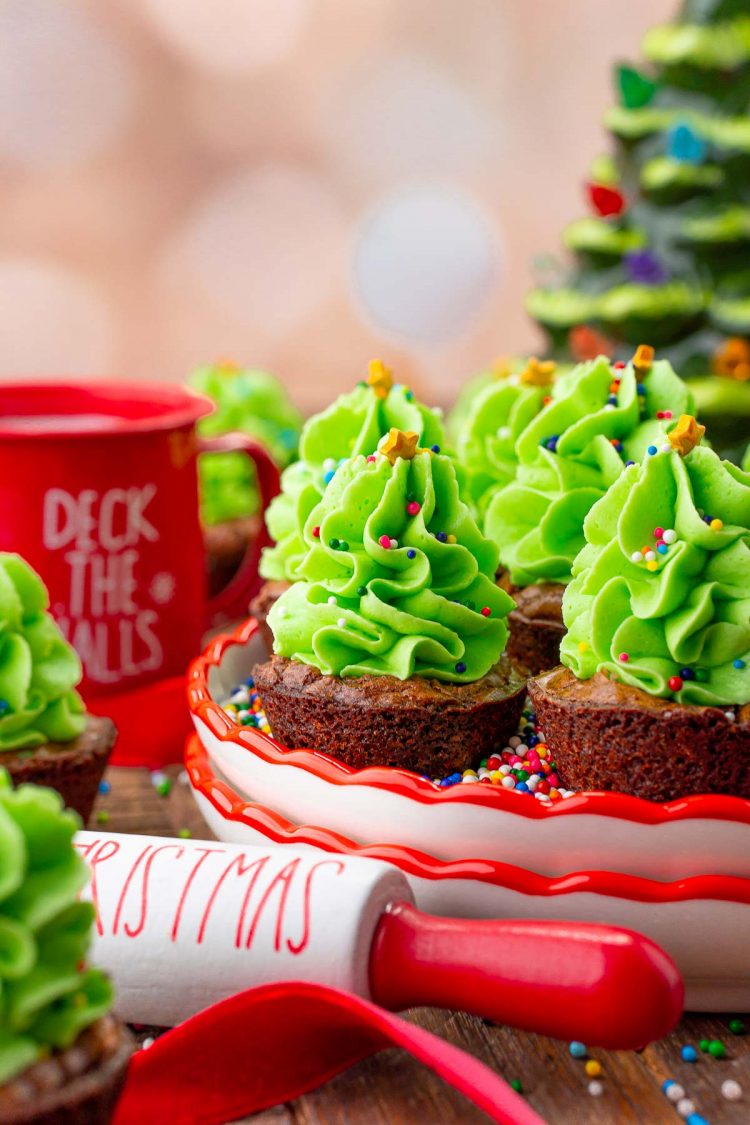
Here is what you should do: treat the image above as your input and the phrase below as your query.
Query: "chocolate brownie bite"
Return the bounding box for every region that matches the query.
[0,774,133,1124]
[497,571,565,675]
[0,553,117,822]
[255,653,526,776]
[203,514,261,598]
[535,418,750,801]
[254,429,526,776]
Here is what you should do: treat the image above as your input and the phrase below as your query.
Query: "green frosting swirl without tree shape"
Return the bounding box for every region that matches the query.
[189,363,303,526]
[561,444,750,707]
[0,555,86,751]
[484,356,695,587]
[446,357,527,442]
[260,380,444,582]
[0,772,113,1084]
[268,447,514,682]
[456,375,548,517]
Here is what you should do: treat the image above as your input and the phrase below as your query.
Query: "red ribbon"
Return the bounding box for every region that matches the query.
[114,981,546,1125]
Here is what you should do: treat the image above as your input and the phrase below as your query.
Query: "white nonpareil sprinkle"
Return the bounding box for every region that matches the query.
[676,1098,695,1117]
[588,1081,604,1097]
[337,617,346,628]
[327,596,337,605]
[665,1084,685,1103]
[722,1079,742,1101]
[663,529,677,543]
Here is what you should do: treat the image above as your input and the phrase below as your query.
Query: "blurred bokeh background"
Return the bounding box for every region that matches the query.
[0,0,675,411]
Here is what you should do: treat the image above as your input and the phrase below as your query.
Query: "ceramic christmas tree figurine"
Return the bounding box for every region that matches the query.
[526,0,750,458]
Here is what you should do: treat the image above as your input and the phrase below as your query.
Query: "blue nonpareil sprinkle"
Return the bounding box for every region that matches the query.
[406,549,416,559]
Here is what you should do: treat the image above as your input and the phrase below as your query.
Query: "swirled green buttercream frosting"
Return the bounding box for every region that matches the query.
[456,364,551,517]
[268,439,514,682]
[260,364,445,582]
[190,362,302,526]
[0,772,113,1083]
[0,555,85,751]
[484,355,695,587]
[561,443,750,706]
[446,357,526,441]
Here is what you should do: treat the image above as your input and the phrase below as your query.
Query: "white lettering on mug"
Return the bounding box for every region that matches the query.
[43,485,166,685]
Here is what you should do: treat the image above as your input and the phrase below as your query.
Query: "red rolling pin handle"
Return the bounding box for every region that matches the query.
[369,903,683,1050]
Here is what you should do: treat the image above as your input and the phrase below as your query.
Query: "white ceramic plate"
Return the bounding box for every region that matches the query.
[188,620,750,881]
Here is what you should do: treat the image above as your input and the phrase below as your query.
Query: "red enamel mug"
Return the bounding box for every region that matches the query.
[0,382,280,766]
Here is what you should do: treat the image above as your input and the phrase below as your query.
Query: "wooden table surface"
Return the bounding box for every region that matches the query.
[98,766,750,1125]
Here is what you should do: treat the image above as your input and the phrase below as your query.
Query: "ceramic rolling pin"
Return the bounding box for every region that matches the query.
[75,832,683,1047]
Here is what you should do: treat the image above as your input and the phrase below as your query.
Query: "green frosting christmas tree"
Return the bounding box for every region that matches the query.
[526,0,750,458]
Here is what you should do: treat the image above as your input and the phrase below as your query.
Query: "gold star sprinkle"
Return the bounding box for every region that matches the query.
[519,357,556,387]
[367,358,393,398]
[380,429,419,464]
[668,414,705,457]
[491,356,511,380]
[215,357,240,374]
[631,344,654,379]
[712,337,750,382]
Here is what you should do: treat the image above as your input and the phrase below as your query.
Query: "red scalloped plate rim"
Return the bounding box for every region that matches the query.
[186,733,750,905]
[187,618,750,826]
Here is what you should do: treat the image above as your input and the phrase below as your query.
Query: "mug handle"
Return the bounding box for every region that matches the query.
[199,432,281,628]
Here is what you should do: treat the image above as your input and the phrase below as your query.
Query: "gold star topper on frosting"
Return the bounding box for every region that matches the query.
[668,414,705,457]
[519,357,556,387]
[713,337,750,382]
[367,358,393,399]
[215,357,240,374]
[491,356,511,380]
[380,428,419,464]
[631,344,654,379]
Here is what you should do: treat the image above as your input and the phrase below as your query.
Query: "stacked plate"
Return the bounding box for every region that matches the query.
[187,618,750,1010]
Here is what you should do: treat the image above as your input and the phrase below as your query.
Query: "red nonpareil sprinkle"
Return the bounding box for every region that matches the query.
[379,534,392,549]
[406,501,421,516]
[619,652,629,663]
[480,606,491,617]
[312,526,321,538]
[613,361,626,369]
[668,675,683,692]
[367,455,377,462]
